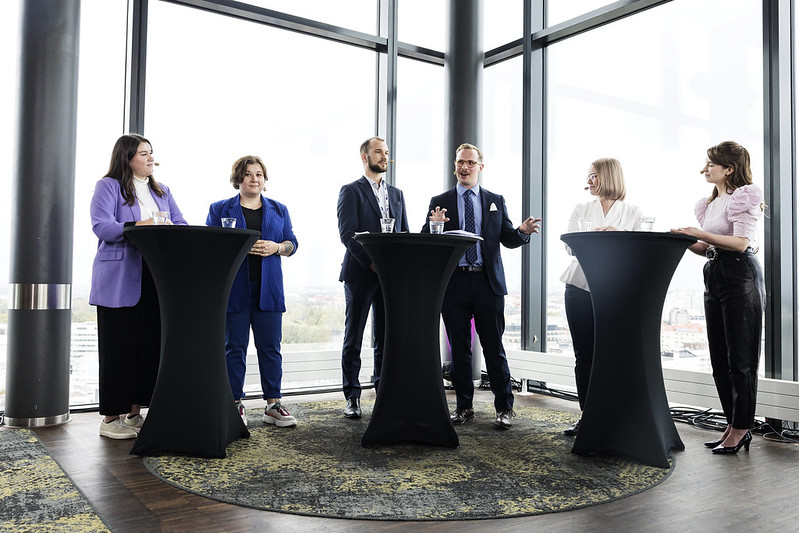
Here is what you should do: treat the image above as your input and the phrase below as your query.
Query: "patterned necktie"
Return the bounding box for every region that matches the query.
[464,189,478,264]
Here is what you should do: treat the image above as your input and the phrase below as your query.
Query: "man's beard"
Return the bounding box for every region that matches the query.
[368,161,387,173]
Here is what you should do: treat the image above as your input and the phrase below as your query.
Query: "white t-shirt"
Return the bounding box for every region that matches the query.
[560,199,643,291]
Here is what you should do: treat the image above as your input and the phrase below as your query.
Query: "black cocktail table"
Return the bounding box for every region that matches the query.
[561,231,696,468]
[124,225,259,458]
[354,232,479,448]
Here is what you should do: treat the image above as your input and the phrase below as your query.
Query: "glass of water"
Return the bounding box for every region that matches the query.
[639,216,655,231]
[380,218,395,233]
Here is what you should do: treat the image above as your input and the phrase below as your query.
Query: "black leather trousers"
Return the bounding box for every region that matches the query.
[703,249,765,429]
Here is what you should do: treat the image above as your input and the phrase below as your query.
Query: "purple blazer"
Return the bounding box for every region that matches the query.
[89,177,187,308]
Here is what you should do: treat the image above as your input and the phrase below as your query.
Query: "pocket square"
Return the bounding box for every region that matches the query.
[489,203,498,212]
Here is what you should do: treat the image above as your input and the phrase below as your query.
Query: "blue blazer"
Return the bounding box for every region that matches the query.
[206,194,298,313]
[337,176,409,283]
[422,187,529,296]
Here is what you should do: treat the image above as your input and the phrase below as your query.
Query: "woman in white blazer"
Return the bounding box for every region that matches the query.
[560,158,644,436]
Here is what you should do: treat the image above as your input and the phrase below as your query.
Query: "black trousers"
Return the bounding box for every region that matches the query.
[564,284,593,411]
[341,279,385,400]
[96,262,161,416]
[703,250,765,429]
[442,270,513,413]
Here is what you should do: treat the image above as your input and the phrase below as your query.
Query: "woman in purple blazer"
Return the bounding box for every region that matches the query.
[206,155,299,428]
[89,134,187,439]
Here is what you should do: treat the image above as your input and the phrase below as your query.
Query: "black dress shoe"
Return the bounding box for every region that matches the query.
[564,419,581,436]
[450,408,474,424]
[494,409,514,429]
[703,437,725,448]
[344,398,361,419]
[712,430,752,455]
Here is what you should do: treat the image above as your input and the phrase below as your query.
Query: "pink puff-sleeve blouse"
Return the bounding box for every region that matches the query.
[694,184,763,246]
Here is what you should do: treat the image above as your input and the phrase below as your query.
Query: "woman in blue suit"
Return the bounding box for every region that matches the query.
[207,155,298,428]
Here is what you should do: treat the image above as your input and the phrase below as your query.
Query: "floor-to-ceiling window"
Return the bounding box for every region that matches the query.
[544,0,764,377]
[1,0,384,408]
[395,57,446,230]
[144,1,377,395]
[0,0,130,409]
[484,56,524,349]
[3,0,796,413]
[70,0,130,405]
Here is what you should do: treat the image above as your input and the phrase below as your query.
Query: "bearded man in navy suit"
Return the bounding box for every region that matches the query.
[337,137,409,419]
[423,143,541,429]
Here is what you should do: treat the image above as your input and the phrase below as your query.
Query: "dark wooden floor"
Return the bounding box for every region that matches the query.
[20,390,799,533]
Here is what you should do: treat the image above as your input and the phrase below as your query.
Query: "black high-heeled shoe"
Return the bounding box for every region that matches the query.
[704,438,724,448]
[711,430,752,455]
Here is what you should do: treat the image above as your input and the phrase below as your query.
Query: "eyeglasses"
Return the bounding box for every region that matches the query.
[455,160,480,168]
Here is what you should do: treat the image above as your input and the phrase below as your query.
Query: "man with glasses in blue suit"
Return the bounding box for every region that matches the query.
[423,143,541,429]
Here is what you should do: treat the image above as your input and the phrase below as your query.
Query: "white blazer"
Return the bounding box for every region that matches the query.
[560,199,644,291]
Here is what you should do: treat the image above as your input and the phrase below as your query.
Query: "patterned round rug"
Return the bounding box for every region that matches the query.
[143,400,674,520]
[0,427,109,532]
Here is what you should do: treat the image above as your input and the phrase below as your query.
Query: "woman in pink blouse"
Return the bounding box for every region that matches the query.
[672,141,765,455]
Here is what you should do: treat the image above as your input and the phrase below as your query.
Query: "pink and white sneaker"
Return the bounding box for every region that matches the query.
[263,402,297,427]
[235,401,248,427]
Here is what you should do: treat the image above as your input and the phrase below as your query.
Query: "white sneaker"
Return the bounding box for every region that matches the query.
[236,402,248,426]
[263,402,297,427]
[124,414,145,433]
[99,418,138,439]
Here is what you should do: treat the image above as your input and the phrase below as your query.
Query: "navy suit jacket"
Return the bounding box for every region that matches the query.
[422,186,529,296]
[338,176,409,283]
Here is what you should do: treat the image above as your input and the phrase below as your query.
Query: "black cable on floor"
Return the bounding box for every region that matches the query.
[670,406,799,445]
[669,406,728,431]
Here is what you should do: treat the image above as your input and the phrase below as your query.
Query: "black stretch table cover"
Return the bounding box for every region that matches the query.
[355,232,479,448]
[561,231,696,468]
[124,225,260,458]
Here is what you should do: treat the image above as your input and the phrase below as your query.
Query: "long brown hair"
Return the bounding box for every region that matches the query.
[105,134,165,206]
[706,141,752,203]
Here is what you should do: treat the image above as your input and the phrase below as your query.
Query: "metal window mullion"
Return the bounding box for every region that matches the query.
[532,0,672,47]
[125,0,148,134]
[377,0,398,185]
[163,0,387,52]
[521,0,546,351]
[485,0,675,67]
[762,0,797,381]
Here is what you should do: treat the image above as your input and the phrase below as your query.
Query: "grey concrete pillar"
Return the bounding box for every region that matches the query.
[5,0,81,427]
[445,0,483,184]
[443,0,484,381]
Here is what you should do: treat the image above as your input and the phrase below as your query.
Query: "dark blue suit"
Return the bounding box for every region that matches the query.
[338,176,409,399]
[206,194,298,401]
[423,186,529,412]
